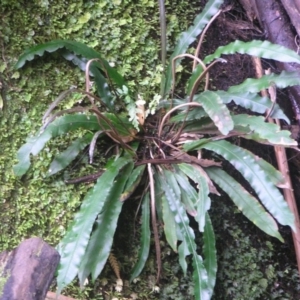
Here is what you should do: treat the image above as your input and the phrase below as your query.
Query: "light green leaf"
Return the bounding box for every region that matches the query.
[130,193,151,281]
[203,213,217,297]
[228,71,300,94]
[13,114,101,176]
[170,107,207,123]
[183,138,211,152]
[204,40,300,65]
[215,91,290,124]
[174,170,198,216]
[158,170,210,300]
[178,164,211,232]
[78,161,134,283]
[48,134,93,176]
[201,140,295,230]
[207,167,283,241]
[78,12,91,24]
[56,156,132,293]
[194,91,234,135]
[161,193,178,252]
[120,165,145,201]
[232,114,297,146]
[13,113,136,177]
[164,0,223,95]
[15,40,125,88]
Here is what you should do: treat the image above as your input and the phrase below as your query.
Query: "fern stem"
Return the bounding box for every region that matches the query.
[158,0,167,97]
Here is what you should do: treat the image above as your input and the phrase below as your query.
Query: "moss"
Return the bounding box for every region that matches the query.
[0,0,198,298]
[1,1,299,299]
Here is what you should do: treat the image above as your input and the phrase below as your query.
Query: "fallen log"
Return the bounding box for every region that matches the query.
[0,237,60,300]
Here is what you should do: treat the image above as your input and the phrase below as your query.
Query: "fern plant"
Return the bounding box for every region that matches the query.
[14,0,300,299]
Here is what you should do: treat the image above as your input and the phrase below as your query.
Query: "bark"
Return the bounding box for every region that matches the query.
[0,237,60,300]
[252,0,300,130]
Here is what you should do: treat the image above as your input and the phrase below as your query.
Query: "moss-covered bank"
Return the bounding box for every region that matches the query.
[0,0,299,299]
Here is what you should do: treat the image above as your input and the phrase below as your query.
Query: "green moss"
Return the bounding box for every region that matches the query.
[0,0,199,298]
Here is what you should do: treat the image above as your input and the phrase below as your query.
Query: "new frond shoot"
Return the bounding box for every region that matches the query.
[14,0,299,299]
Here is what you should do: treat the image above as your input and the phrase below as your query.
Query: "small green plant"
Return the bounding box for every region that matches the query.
[14,0,300,299]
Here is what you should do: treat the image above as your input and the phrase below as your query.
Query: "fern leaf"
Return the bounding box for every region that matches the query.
[215,91,290,124]
[232,114,297,146]
[164,0,223,95]
[204,40,300,65]
[194,91,234,135]
[48,134,93,176]
[56,156,133,293]
[201,140,295,230]
[78,161,134,284]
[207,167,283,241]
[178,164,211,232]
[130,193,151,281]
[228,71,300,94]
[158,170,210,300]
[15,40,125,88]
[203,213,217,297]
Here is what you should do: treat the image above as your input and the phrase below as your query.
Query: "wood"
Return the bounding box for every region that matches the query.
[0,237,60,300]
[281,0,300,37]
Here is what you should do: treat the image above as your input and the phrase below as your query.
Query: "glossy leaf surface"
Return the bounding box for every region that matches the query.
[48,134,93,176]
[56,156,132,293]
[163,0,223,95]
[14,114,101,176]
[159,170,210,300]
[232,114,297,146]
[228,71,300,94]
[15,40,125,87]
[201,140,295,230]
[194,91,234,135]
[216,91,290,124]
[204,40,300,64]
[207,167,283,241]
[130,193,151,281]
[203,213,217,297]
[78,161,134,283]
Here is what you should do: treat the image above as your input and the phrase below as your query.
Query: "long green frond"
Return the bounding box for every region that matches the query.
[13,114,101,176]
[56,156,132,293]
[48,134,93,176]
[204,40,300,65]
[130,193,151,281]
[228,71,300,94]
[78,161,134,284]
[215,91,290,124]
[201,140,295,230]
[203,213,217,297]
[206,167,283,241]
[178,164,211,232]
[194,91,234,135]
[232,114,297,146]
[164,0,223,95]
[15,40,125,87]
[158,170,210,300]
